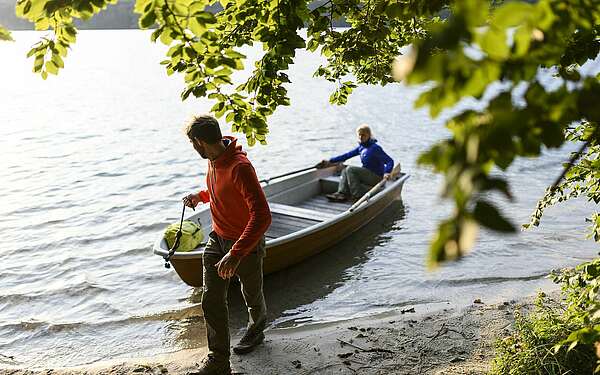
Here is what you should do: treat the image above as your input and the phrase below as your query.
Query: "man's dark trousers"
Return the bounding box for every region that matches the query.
[201,231,267,363]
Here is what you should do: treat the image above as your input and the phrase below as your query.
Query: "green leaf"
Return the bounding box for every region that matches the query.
[195,11,216,24]
[210,101,224,113]
[189,18,204,37]
[52,54,64,68]
[77,1,94,17]
[34,18,50,31]
[90,0,104,9]
[513,26,532,57]
[134,0,152,13]
[225,49,245,59]
[492,3,533,28]
[481,177,513,200]
[473,200,516,233]
[479,28,509,60]
[33,54,44,72]
[139,10,156,29]
[159,30,174,45]
[46,60,59,75]
[0,25,12,41]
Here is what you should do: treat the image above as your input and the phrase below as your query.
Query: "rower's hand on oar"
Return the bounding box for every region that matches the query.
[315,160,331,169]
[215,252,241,279]
[383,173,391,181]
[182,193,200,209]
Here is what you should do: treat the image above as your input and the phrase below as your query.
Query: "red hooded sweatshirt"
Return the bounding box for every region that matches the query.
[197,136,271,257]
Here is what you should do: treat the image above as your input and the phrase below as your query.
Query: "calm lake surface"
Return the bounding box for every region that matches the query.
[1,30,598,368]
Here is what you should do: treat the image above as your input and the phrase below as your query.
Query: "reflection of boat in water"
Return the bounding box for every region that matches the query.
[153,164,409,287]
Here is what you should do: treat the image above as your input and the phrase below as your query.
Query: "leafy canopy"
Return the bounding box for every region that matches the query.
[12,0,444,144]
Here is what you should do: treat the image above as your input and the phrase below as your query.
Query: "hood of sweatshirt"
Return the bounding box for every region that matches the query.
[212,136,247,168]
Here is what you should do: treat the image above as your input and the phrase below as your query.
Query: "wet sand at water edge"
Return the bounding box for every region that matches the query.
[1,290,555,375]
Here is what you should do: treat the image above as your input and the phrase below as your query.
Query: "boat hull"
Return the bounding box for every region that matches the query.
[263,180,404,275]
[171,257,203,287]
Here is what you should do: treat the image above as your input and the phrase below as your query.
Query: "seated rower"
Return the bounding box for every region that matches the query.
[316,124,394,202]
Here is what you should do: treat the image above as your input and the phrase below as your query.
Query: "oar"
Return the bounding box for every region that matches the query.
[259,165,317,184]
[348,163,402,212]
[163,203,187,269]
[347,179,388,212]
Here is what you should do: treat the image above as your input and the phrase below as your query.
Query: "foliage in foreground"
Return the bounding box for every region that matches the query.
[405,0,600,266]
[492,258,600,374]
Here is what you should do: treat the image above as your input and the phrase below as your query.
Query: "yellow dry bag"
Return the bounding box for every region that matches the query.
[164,221,204,252]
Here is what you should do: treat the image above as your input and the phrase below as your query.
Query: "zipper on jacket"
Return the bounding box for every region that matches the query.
[209,160,218,205]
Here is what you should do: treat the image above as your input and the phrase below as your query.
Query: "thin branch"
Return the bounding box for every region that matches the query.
[310,0,333,15]
[163,0,192,43]
[549,139,591,192]
[330,1,334,31]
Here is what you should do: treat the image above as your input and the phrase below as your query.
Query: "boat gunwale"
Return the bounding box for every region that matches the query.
[153,170,409,259]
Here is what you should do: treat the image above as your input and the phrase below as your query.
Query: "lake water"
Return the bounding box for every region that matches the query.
[0,30,598,368]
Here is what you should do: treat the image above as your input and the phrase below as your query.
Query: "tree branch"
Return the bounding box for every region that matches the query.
[549,139,591,192]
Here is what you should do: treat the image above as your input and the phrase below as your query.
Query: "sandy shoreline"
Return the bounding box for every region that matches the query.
[1,289,553,375]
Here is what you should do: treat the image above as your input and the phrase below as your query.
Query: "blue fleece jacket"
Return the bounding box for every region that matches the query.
[329,139,394,176]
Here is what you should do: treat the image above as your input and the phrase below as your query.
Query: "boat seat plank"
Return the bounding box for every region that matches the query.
[320,175,340,183]
[311,195,352,207]
[269,202,337,222]
[271,213,319,228]
[298,199,351,213]
[266,212,321,239]
[270,218,310,231]
[297,203,344,215]
[302,199,348,209]
[312,194,352,205]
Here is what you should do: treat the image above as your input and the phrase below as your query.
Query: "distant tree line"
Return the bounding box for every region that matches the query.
[1,0,137,29]
[0,0,348,30]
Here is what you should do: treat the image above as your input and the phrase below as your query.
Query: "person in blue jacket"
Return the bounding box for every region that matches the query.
[317,124,394,202]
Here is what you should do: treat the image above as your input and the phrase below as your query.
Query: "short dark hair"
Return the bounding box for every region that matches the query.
[185,115,222,144]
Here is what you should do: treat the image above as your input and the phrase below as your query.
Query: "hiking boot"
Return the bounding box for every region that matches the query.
[326,192,348,202]
[188,355,231,375]
[233,330,265,355]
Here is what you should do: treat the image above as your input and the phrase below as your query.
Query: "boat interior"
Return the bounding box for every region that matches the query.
[264,173,352,240]
[161,167,404,250]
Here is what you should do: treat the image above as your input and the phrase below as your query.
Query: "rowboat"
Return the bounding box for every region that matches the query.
[153,164,409,287]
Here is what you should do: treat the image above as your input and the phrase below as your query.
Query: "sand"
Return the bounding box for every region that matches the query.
[0,291,550,375]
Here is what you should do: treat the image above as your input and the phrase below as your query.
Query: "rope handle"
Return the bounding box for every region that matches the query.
[163,203,187,269]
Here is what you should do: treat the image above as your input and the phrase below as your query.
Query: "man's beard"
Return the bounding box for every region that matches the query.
[198,150,208,159]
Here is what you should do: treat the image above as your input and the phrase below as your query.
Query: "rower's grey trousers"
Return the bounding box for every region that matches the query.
[202,231,267,363]
[338,166,382,198]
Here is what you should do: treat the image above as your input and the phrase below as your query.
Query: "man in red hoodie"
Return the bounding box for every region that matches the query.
[182,115,272,375]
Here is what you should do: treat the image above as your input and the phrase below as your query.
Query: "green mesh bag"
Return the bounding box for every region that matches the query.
[164,220,204,252]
